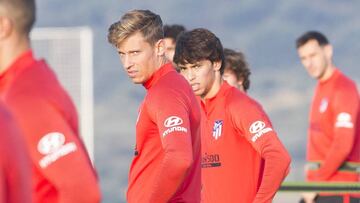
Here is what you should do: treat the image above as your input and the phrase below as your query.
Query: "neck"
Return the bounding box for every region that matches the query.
[154,56,168,71]
[0,35,31,74]
[319,64,335,82]
[201,72,222,101]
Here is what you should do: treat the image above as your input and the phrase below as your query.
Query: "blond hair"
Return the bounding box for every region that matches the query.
[108,9,164,48]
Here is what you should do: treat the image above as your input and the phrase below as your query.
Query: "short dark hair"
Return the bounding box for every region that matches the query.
[163,24,186,41]
[0,0,36,35]
[173,28,225,74]
[108,9,163,48]
[296,31,329,48]
[224,48,251,91]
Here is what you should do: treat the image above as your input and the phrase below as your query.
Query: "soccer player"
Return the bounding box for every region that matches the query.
[174,28,291,203]
[223,48,251,92]
[0,0,101,202]
[107,10,201,203]
[0,101,31,203]
[296,31,359,203]
[163,24,186,62]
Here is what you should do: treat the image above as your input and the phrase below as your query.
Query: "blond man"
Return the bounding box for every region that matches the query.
[108,10,201,203]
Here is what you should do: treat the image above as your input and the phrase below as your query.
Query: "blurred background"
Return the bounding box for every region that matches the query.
[34,0,360,202]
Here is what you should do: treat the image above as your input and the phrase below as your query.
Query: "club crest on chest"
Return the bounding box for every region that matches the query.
[212,120,223,140]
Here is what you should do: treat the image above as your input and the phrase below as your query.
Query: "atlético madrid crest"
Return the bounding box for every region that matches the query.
[212,120,223,140]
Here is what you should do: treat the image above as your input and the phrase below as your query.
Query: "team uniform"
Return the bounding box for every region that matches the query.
[306,69,359,200]
[0,51,101,203]
[200,81,291,203]
[127,63,201,203]
[0,102,31,203]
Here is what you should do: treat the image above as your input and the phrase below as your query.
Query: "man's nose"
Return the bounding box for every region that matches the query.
[122,55,133,69]
[186,69,195,81]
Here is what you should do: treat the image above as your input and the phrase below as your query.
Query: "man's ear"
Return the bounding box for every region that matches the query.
[0,16,13,40]
[213,61,222,71]
[155,39,165,56]
[237,78,244,86]
[324,44,333,61]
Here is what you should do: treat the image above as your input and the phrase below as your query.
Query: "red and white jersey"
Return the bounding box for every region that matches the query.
[0,102,31,203]
[200,82,291,203]
[0,50,101,203]
[127,63,201,203]
[307,68,359,182]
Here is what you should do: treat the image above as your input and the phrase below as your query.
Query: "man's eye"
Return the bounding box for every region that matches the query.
[177,67,186,72]
[193,65,201,70]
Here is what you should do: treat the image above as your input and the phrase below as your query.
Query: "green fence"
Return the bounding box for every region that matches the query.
[280,182,360,193]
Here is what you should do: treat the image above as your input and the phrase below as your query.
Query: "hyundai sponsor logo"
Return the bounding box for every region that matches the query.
[162,116,188,137]
[249,121,273,142]
[162,126,188,137]
[37,132,77,168]
[164,116,183,127]
[335,112,353,128]
[38,132,66,155]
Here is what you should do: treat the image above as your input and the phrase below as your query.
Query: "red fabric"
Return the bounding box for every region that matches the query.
[307,69,359,182]
[127,63,201,203]
[0,51,101,203]
[0,102,32,203]
[200,82,291,203]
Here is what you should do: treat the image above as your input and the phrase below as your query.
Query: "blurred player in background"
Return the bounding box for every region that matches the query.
[163,24,186,62]
[108,9,201,203]
[174,28,291,203]
[296,31,359,203]
[0,101,31,203]
[223,48,251,92]
[0,0,101,202]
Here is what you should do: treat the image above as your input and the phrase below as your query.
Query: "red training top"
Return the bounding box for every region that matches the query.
[127,63,201,203]
[200,81,291,203]
[0,51,101,203]
[307,69,359,182]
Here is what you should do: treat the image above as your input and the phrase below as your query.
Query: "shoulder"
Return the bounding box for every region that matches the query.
[332,71,358,94]
[5,94,51,118]
[148,71,193,104]
[226,88,263,114]
[8,61,61,97]
[7,60,71,106]
[158,70,191,91]
[335,70,356,87]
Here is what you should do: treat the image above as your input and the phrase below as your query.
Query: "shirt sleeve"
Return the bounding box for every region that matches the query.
[147,88,194,203]
[311,83,359,180]
[231,98,291,203]
[9,97,101,203]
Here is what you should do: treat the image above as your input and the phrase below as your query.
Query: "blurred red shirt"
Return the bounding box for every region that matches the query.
[307,69,359,182]
[0,51,101,203]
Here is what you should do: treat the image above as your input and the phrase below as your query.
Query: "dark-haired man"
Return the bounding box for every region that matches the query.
[223,48,251,92]
[296,31,359,203]
[174,28,291,203]
[163,24,186,62]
